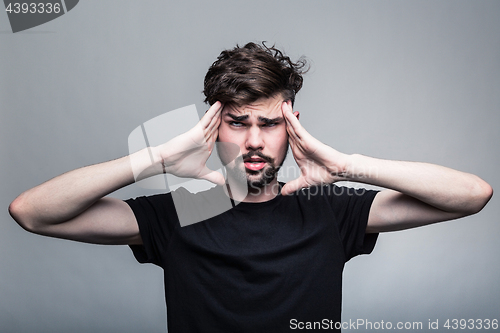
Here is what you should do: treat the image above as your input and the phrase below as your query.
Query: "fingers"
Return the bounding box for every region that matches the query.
[202,102,222,142]
[282,101,304,141]
[205,115,221,143]
[282,102,303,156]
[207,103,222,129]
[200,101,223,129]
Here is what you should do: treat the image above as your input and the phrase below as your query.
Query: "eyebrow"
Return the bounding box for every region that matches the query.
[225,112,283,124]
[225,113,249,122]
[258,116,283,124]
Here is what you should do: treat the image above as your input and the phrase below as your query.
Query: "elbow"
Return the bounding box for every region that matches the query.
[8,194,37,233]
[464,177,493,216]
[478,181,493,211]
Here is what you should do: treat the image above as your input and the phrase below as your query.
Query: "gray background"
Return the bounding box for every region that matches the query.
[1,1,499,332]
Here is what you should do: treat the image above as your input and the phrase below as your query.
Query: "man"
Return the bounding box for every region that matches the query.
[9,42,492,332]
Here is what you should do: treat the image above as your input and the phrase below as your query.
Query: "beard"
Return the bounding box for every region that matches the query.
[224,149,288,190]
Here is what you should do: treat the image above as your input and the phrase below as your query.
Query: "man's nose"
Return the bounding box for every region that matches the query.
[245,126,264,151]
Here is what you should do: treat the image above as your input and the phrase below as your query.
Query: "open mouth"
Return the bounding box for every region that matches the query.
[244,157,267,171]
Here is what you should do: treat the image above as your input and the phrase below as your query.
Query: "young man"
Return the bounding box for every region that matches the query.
[9,42,492,332]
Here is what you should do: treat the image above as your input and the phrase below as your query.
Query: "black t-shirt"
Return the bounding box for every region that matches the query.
[126,184,378,332]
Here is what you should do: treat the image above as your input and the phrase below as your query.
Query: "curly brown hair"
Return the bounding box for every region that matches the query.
[203,42,308,107]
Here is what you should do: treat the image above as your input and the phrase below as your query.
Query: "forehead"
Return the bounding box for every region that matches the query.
[223,95,284,118]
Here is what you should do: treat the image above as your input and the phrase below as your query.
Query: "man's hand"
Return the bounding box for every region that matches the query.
[156,101,225,186]
[281,101,348,195]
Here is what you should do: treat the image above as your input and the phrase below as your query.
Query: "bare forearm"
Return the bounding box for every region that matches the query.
[9,147,161,229]
[344,154,493,214]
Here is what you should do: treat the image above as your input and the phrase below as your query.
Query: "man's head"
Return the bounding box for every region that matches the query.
[205,43,307,191]
[203,42,307,108]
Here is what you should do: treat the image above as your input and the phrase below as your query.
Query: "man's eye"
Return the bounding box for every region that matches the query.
[230,121,244,127]
[262,123,278,128]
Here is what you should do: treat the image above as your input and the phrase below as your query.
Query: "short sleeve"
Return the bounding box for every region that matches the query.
[125,193,177,267]
[328,186,379,262]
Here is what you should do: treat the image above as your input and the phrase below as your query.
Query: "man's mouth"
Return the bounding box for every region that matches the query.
[244,157,267,171]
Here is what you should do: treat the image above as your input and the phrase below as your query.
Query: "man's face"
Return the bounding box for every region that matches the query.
[217,95,292,189]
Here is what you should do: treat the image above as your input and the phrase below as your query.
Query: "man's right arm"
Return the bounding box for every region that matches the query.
[9,102,224,245]
[9,152,156,245]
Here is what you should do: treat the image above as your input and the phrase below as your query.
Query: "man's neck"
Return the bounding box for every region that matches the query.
[224,178,281,203]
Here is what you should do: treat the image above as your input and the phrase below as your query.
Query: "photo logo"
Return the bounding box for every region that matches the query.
[4,0,79,33]
[128,105,247,227]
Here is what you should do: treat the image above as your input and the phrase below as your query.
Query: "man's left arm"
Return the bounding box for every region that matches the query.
[345,155,492,232]
[281,101,493,233]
